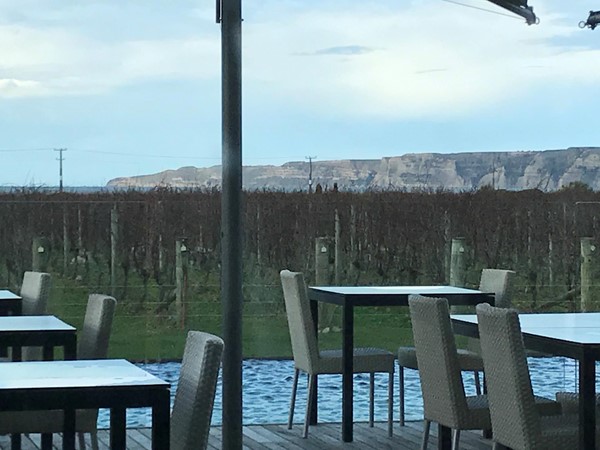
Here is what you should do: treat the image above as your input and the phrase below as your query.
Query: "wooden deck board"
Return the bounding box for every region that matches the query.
[0,422,493,449]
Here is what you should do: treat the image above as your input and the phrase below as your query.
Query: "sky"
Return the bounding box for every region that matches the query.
[1,0,599,187]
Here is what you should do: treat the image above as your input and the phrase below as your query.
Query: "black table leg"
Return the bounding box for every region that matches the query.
[110,407,127,450]
[309,299,319,425]
[579,350,595,450]
[41,433,53,450]
[10,433,21,450]
[342,303,354,442]
[438,424,452,450]
[42,345,53,361]
[152,388,171,450]
[64,335,77,361]
[63,408,76,450]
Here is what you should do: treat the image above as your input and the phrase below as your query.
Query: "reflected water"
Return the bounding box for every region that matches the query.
[97,357,582,428]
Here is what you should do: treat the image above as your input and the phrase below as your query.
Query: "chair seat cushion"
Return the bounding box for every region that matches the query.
[397,346,484,372]
[318,347,395,374]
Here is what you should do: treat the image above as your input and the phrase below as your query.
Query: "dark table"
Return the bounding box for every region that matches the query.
[0,290,22,316]
[452,312,600,450]
[0,315,77,361]
[308,285,493,443]
[0,359,170,450]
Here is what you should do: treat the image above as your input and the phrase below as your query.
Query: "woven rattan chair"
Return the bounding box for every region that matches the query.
[170,331,224,450]
[20,271,52,361]
[397,269,515,426]
[409,294,491,450]
[0,294,117,450]
[476,303,583,450]
[280,270,396,438]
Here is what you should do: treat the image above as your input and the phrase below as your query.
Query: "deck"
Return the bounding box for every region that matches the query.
[0,422,492,449]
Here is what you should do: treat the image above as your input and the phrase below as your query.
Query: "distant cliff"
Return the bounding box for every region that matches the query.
[106,147,600,191]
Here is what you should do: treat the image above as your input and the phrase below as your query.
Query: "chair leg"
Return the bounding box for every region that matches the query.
[452,429,461,450]
[387,370,394,437]
[78,432,86,450]
[399,366,405,426]
[41,434,52,450]
[369,372,375,427]
[421,420,431,450]
[288,368,300,429]
[303,374,316,438]
[90,431,99,450]
[474,371,482,395]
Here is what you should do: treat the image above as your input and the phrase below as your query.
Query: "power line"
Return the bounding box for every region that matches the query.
[440,0,522,20]
[0,148,53,153]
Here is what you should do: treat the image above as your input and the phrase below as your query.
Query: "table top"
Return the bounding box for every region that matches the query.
[0,290,21,301]
[0,315,75,332]
[452,312,600,345]
[309,285,492,307]
[0,359,168,390]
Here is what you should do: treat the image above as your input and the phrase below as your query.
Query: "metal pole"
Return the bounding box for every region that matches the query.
[221,0,243,448]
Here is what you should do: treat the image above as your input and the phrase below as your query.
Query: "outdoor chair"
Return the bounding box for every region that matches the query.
[280,269,396,438]
[20,271,53,360]
[476,303,585,450]
[0,293,117,450]
[170,331,224,450]
[397,268,515,426]
[408,294,492,450]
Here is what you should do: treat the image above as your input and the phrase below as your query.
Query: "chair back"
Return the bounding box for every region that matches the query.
[280,270,319,374]
[408,294,470,429]
[479,269,516,308]
[20,271,52,315]
[77,294,117,359]
[170,331,224,450]
[476,303,541,449]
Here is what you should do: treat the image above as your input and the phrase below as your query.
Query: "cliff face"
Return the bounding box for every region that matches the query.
[106,147,600,191]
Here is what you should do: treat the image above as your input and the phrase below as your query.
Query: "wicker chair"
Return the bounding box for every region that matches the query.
[20,271,53,361]
[0,294,117,450]
[397,268,515,426]
[170,331,224,450]
[476,303,583,450]
[280,270,396,438]
[408,294,491,450]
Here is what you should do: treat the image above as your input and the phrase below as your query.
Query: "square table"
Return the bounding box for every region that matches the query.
[0,315,77,361]
[0,359,170,450]
[0,290,22,316]
[308,285,493,443]
[451,312,600,450]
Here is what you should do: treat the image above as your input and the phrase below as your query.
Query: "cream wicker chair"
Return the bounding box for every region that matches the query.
[20,271,52,361]
[0,294,117,450]
[476,303,582,450]
[170,331,224,450]
[280,270,396,438]
[397,268,515,426]
[408,294,491,450]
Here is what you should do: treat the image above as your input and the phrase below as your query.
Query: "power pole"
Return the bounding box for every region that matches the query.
[306,156,317,193]
[54,148,67,192]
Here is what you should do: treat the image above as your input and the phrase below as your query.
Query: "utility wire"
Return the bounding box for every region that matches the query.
[440,0,522,20]
[0,148,53,152]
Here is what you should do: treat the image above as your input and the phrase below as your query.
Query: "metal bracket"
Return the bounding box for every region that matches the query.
[579,10,600,30]
[486,0,539,25]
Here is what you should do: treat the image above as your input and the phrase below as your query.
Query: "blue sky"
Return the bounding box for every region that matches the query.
[1,0,599,186]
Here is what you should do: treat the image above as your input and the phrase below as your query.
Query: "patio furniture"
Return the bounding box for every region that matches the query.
[408,294,491,450]
[0,294,116,450]
[280,270,396,439]
[171,331,224,450]
[0,290,22,315]
[452,310,600,449]
[476,303,583,450]
[17,271,52,360]
[397,268,515,426]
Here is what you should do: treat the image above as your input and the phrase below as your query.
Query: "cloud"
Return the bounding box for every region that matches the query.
[313,45,374,56]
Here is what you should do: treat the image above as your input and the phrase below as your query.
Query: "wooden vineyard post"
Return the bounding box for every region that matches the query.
[110,205,119,297]
[450,237,468,314]
[315,236,337,331]
[581,237,600,311]
[32,236,50,272]
[175,239,189,328]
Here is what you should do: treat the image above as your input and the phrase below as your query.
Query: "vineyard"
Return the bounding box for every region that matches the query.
[0,184,598,360]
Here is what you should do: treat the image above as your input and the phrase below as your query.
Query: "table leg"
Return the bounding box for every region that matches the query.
[438,424,452,450]
[579,350,596,450]
[42,345,54,361]
[342,304,354,442]
[309,299,319,425]
[10,433,21,450]
[110,407,127,450]
[62,408,76,450]
[64,335,77,360]
[152,389,171,450]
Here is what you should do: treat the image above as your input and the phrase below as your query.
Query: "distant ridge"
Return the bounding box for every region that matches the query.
[106,147,600,192]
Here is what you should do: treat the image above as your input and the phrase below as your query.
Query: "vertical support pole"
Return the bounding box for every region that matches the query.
[110,204,119,297]
[316,237,336,331]
[221,0,243,447]
[175,239,188,329]
[581,237,599,311]
[62,205,69,276]
[32,237,50,272]
[449,237,467,287]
